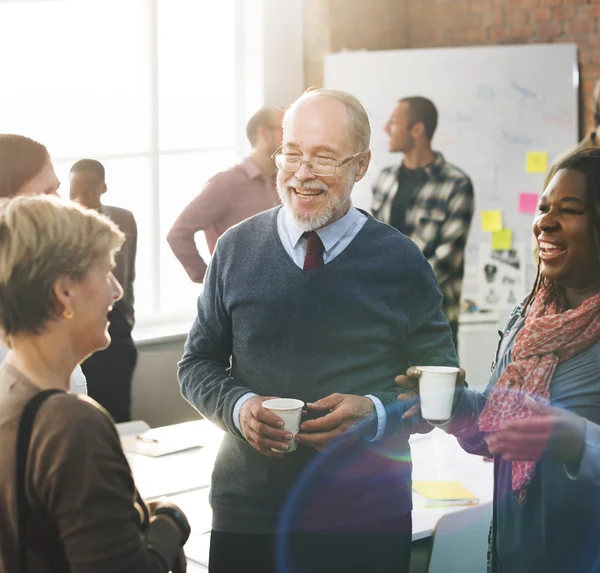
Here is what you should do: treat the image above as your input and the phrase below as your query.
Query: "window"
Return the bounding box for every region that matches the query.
[0,0,238,323]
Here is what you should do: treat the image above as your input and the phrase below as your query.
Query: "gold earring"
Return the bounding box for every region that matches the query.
[63,309,74,319]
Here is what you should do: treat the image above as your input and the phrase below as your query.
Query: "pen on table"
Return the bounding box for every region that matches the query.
[136,434,159,444]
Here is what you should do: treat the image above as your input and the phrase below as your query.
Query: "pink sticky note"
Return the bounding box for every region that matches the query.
[519,193,539,214]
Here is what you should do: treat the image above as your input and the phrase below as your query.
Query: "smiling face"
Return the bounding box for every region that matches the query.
[277,97,369,231]
[63,252,123,359]
[534,168,600,294]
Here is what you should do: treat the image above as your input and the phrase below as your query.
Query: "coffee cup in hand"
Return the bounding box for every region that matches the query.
[416,366,460,423]
[262,398,304,452]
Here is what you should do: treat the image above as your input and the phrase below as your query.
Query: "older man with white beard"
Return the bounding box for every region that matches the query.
[178,89,457,573]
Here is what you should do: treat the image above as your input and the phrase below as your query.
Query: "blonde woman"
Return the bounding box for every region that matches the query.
[0,133,86,394]
[0,196,189,573]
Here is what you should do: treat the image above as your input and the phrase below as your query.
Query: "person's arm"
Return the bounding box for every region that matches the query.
[166,176,229,283]
[445,387,492,456]
[426,178,474,288]
[373,256,459,437]
[32,398,186,573]
[177,246,255,437]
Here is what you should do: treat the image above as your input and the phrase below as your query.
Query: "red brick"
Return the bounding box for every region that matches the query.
[488,25,512,43]
[486,10,505,26]
[582,67,600,84]
[454,1,473,14]
[505,0,539,6]
[410,25,434,40]
[578,5,600,19]
[552,6,576,21]
[540,0,562,6]
[432,10,461,31]
[512,24,537,40]
[506,10,529,27]
[564,18,594,36]
[585,34,600,46]
[470,0,493,13]
[466,27,488,43]
[530,7,552,23]
[537,20,564,41]
[586,50,600,65]
[464,13,483,27]
[439,28,456,44]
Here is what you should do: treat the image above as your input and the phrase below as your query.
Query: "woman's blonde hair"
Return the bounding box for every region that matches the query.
[0,195,124,342]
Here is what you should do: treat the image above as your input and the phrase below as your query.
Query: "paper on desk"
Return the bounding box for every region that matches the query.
[121,430,203,457]
[413,480,479,508]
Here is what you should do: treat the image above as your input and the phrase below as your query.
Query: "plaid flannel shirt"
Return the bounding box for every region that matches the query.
[372,152,474,324]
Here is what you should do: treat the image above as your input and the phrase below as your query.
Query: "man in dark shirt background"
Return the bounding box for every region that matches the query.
[70,159,137,422]
[372,96,474,349]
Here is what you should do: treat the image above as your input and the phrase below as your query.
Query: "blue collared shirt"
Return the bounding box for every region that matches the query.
[233,205,387,442]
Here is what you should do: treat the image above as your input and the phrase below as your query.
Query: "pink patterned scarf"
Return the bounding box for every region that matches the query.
[478,284,600,501]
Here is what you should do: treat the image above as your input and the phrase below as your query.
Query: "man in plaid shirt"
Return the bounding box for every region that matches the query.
[372,97,474,348]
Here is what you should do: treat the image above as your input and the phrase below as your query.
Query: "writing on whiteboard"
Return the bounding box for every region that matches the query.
[542,111,571,127]
[501,131,535,147]
[476,84,499,103]
[510,80,538,100]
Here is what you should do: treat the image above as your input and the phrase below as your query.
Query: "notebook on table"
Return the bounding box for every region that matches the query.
[412,481,479,508]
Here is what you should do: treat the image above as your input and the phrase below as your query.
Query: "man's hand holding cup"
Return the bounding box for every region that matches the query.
[395,366,466,423]
[240,396,304,459]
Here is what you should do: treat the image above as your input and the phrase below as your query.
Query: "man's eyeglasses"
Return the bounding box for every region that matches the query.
[271,146,365,177]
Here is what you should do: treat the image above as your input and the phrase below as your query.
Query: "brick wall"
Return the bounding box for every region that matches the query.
[304,0,600,133]
[303,0,408,88]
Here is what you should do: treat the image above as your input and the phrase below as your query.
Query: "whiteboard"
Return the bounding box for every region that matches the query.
[325,44,578,313]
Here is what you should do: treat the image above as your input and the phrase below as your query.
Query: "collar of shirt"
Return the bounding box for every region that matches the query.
[240,156,264,180]
[399,151,446,182]
[283,204,363,255]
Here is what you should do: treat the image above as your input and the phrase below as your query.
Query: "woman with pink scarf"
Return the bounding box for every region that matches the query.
[398,147,600,573]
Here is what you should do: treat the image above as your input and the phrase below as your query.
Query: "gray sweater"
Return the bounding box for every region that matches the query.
[179,207,457,533]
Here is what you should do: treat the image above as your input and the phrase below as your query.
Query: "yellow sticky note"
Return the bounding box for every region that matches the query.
[492,229,512,251]
[481,210,503,232]
[526,151,548,174]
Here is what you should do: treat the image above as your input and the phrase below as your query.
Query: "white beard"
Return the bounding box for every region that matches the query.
[277,172,355,232]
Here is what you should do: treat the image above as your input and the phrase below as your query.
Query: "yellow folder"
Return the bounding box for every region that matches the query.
[412,481,479,507]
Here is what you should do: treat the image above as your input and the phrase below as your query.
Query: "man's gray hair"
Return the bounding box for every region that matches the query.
[284,89,371,152]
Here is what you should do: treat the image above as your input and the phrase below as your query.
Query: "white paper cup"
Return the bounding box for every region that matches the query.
[417,366,460,423]
[262,398,304,453]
